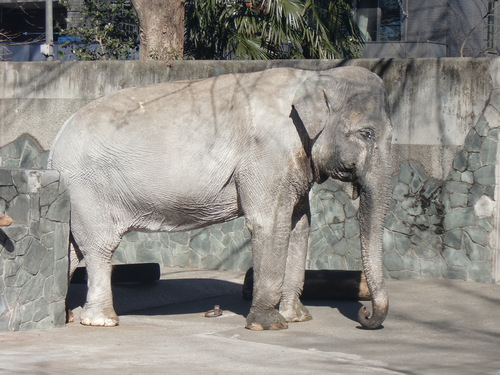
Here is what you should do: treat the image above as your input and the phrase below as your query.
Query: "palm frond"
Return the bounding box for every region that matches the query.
[184,0,362,60]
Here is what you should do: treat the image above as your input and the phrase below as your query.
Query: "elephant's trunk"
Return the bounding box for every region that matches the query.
[356,164,390,329]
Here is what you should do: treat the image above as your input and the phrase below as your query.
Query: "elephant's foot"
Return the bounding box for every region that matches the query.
[246,309,288,331]
[279,300,313,323]
[80,305,119,327]
[66,309,74,323]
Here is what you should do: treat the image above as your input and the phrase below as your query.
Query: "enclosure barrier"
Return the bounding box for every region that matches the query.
[0,168,69,330]
[0,58,499,331]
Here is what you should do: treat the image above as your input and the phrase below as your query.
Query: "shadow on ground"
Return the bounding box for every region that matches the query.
[66,278,364,325]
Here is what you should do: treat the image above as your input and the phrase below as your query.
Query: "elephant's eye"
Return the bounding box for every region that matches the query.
[358,128,375,141]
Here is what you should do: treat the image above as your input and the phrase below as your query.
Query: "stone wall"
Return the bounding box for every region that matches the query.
[0,168,70,330]
[383,102,500,282]
[1,58,499,284]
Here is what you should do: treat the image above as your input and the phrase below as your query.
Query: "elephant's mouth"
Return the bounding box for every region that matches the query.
[329,169,362,200]
[332,169,356,183]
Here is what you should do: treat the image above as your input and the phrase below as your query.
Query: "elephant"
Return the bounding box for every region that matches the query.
[48,66,393,330]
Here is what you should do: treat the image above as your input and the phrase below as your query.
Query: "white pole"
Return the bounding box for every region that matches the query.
[45,0,54,61]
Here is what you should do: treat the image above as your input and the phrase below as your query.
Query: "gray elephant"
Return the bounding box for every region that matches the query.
[48,66,393,330]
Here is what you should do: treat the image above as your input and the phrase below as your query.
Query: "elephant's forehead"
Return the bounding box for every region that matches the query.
[347,100,375,120]
[347,111,364,123]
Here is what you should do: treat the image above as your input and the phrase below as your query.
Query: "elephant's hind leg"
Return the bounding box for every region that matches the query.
[70,200,123,327]
[79,252,119,327]
[66,240,84,323]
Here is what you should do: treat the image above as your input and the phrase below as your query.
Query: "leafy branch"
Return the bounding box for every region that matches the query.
[57,0,139,60]
[184,0,362,60]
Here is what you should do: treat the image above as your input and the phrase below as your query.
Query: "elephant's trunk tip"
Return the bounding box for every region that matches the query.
[357,302,388,330]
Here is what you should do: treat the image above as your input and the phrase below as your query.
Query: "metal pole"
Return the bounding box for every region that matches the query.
[487,0,496,51]
[45,0,54,61]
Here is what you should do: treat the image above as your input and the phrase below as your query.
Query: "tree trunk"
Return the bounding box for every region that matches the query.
[131,0,185,60]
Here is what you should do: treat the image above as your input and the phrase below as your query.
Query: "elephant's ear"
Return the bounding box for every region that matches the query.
[292,76,333,140]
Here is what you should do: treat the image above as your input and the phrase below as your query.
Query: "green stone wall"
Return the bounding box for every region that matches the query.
[383,110,499,282]
[0,168,70,330]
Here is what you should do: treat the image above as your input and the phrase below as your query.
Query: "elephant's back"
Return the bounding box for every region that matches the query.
[48,67,308,178]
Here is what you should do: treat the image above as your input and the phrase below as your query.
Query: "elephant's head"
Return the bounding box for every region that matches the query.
[292,66,393,329]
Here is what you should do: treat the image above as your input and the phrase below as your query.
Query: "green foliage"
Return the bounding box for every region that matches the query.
[303,0,363,58]
[59,0,361,61]
[58,0,139,60]
[184,0,362,60]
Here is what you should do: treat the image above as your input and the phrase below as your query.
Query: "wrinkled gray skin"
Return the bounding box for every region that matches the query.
[49,66,392,330]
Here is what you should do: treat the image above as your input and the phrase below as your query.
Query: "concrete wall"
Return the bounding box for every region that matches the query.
[1,58,499,283]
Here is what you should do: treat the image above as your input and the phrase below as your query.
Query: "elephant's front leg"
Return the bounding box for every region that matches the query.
[245,216,292,331]
[279,198,312,323]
